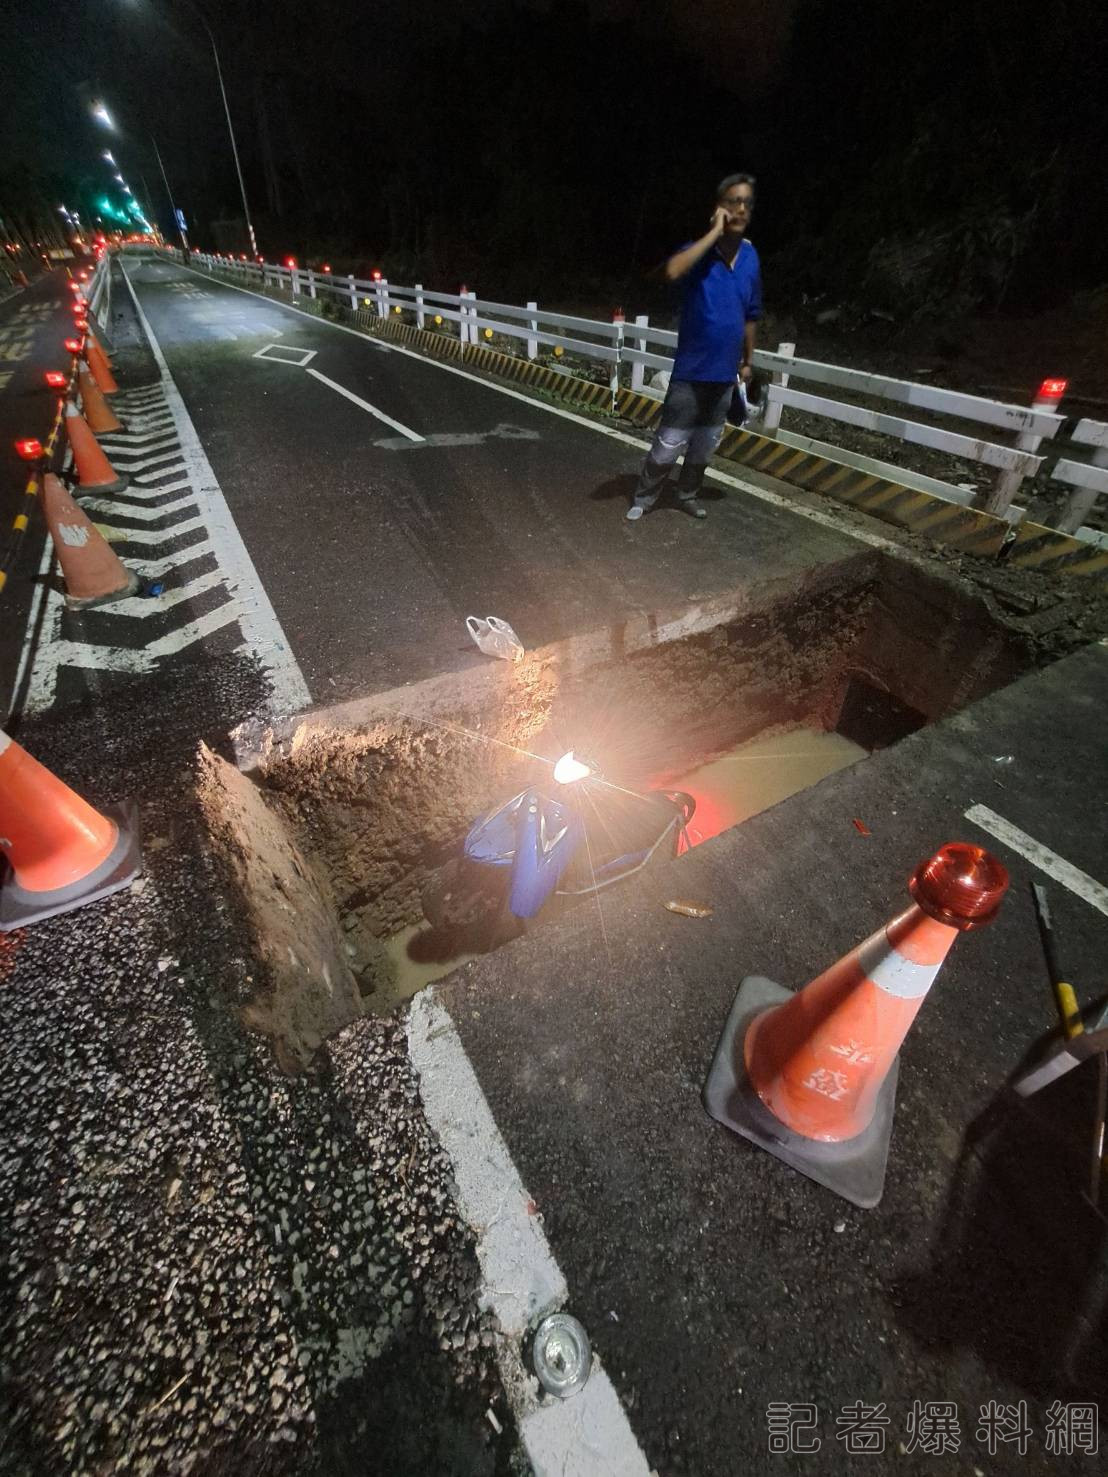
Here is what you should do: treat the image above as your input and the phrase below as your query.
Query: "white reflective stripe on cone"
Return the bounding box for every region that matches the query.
[855,929,942,999]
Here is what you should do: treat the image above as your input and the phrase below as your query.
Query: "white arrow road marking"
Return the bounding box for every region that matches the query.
[135,540,213,576]
[101,434,180,457]
[304,366,423,441]
[102,449,185,474]
[79,495,199,523]
[105,570,229,617]
[121,262,310,713]
[101,516,207,545]
[89,475,194,500]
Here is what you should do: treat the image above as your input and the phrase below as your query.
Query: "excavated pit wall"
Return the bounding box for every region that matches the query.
[195,551,1062,1072]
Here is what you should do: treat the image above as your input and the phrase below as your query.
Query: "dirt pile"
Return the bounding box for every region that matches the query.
[195,742,387,1071]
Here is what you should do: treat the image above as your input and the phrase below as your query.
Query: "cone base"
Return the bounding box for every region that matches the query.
[75,472,129,497]
[702,974,900,1210]
[64,568,141,611]
[0,799,141,932]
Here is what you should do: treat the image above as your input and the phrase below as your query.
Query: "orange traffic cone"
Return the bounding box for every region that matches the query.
[78,368,123,435]
[42,473,140,609]
[87,337,119,394]
[703,843,1009,1207]
[64,401,129,495]
[88,327,114,362]
[0,728,141,931]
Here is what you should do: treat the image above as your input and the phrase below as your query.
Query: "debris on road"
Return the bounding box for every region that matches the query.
[466,615,525,661]
[664,899,714,919]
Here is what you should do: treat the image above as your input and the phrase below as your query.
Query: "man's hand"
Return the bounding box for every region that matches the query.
[709,206,729,239]
[739,363,754,384]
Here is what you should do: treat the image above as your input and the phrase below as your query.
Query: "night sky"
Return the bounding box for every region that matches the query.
[2,0,1105,310]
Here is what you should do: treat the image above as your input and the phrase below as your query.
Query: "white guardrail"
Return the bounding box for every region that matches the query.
[177,248,1106,544]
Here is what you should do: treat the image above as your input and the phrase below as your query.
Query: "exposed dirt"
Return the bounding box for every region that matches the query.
[195,742,389,1071]
[211,551,1102,1062]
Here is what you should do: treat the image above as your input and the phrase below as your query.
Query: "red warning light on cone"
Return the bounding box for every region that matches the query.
[371,269,382,282]
[15,438,44,460]
[285,255,297,269]
[44,371,68,389]
[64,337,83,355]
[1038,378,1067,403]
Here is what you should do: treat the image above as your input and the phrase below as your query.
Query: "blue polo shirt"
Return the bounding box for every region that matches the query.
[672,238,762,383]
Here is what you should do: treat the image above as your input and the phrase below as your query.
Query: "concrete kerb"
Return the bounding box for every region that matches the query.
[190,262,1108,582]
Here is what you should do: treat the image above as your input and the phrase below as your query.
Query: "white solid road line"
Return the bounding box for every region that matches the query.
[180,260,903,557]
[121,261,311,715]
[964,804,1108,917]
[303,365,424,441]
[409,993,652,1477]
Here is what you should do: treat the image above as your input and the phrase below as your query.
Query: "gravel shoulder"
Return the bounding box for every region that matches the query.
[0,654,520,1476]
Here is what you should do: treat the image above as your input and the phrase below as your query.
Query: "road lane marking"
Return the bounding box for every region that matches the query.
[409,992,651,1477]
[121,261,311,715]
[373,423,541,452]
[253,343,316,366]
[180,261,902,556]
[304,366,424,441]
[964,804,1108,916]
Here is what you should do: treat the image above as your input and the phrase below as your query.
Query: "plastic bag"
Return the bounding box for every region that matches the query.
[466,615,525,661]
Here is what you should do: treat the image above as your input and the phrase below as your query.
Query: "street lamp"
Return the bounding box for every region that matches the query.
[122,0,257,256]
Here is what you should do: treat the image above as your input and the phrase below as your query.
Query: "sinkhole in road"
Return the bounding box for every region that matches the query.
[218,554,1068,1064]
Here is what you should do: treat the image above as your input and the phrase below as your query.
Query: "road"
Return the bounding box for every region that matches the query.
[8,251,877,720]
[2,251,1105,1475]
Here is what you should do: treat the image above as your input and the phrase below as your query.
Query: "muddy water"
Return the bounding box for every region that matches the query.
[673,726,867,845]
[384,725,866,999]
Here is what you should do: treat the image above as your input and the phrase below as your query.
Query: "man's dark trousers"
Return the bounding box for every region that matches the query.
[631,379,733,510]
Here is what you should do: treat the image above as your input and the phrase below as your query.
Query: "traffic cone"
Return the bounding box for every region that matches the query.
[42,473,140,609]
[0,729,141,931]
[703,843,1009,1208]
[64,401,129,495]
[78,368,123,435]
[87,336,119,394]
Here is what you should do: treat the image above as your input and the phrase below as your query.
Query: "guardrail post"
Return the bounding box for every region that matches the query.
[526,301,538,360]
[307,269,317,300]
[347,274,358,312]
[981,378,1065,519]
[415,283,425,329]
[1056,448,1107,534]
[291,267,301,297]
[375,278,386,318]
[610,309,625,412]
[630,314,649,392]
[762,341,795,435]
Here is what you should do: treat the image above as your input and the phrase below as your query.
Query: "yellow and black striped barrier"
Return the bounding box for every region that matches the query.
[0,382,73,597]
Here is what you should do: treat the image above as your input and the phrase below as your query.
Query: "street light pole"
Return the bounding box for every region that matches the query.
[151,136,188,250]
[184,2,258,257]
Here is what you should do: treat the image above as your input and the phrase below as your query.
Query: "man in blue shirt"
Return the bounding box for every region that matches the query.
[627,173,762,521]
